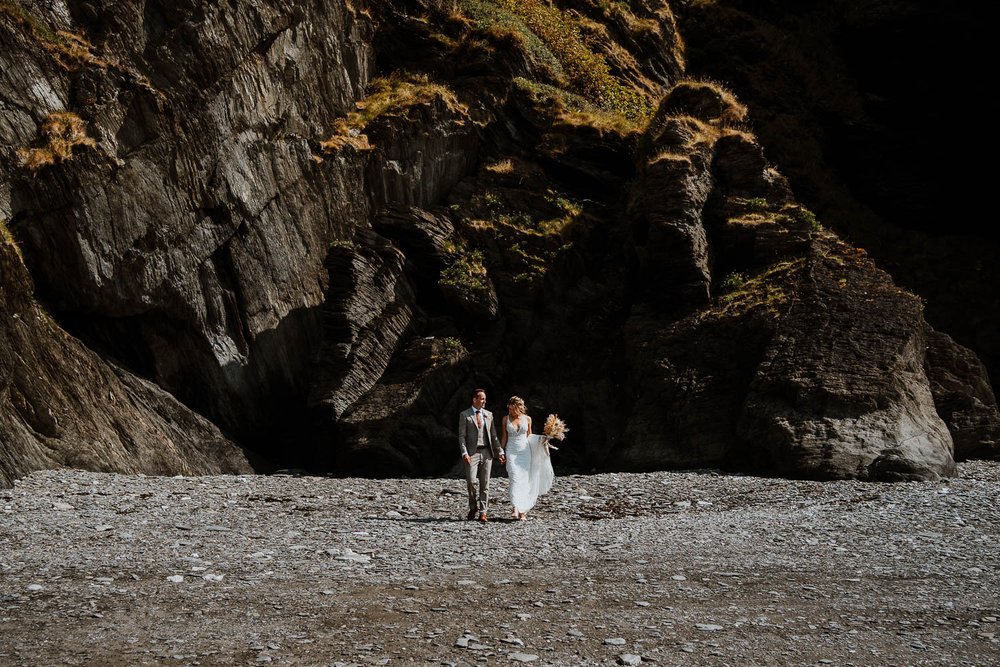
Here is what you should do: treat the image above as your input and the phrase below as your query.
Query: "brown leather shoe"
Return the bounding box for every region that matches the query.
[478,513,488,523]
[467,509,477,521]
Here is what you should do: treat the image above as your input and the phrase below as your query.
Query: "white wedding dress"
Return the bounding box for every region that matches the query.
[506,417,555,513]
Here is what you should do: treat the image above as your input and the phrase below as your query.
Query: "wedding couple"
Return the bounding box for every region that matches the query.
[459,389,555,523]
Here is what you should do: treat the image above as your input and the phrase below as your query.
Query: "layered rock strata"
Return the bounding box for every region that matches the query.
[0,230,250,487]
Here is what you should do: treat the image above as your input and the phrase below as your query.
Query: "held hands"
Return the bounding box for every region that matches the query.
[461,452,503,464]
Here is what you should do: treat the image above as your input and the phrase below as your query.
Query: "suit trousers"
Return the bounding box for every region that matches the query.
[465,449,493,513]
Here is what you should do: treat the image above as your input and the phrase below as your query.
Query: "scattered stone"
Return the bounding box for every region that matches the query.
[335,550,371,564]
[508,653,538,662]
[1,463,997,665]
[618,655,642,666]
[604,638,626,646]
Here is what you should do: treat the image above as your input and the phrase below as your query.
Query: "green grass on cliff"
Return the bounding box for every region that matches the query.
[513,77,646,133]
[460,0,564,79]
[778,204,822,233]
[705,259,805,321]
[440,247,491,294]
[449,181,579,290]
[322,73,467,151]
[459,0,652,120]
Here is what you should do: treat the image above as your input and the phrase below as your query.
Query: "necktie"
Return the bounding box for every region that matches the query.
[476,410,482,428]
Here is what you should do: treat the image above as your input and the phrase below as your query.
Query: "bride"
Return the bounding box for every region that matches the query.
[501,396,554,520]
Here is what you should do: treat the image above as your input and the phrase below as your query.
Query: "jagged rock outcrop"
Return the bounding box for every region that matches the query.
[309,230,416,422]
[366,96,479,210]
[631,119,715,313]
[1,0,997,484]
[0,232,250,487]
[924,330,1000,461]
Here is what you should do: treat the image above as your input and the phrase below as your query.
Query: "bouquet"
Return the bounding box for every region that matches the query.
[541,414,568,454]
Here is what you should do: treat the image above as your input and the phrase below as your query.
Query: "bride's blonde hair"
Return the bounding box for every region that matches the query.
[506,396,526,416]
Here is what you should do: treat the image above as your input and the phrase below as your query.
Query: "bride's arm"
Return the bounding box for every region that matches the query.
[500,416,508,449]
[527,416,532,437]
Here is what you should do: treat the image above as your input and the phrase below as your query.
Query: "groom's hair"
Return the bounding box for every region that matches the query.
[472,388,486,397]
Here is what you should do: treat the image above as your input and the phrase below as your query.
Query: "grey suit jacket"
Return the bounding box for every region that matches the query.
[458,407,503,459]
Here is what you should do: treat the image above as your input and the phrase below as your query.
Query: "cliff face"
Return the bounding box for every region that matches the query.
[2,0,373,445]
[1,0,996,486]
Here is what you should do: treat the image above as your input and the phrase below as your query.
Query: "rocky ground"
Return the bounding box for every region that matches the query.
[1,462,998,666]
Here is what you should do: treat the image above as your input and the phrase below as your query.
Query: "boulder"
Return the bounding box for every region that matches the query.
[739,242,956,481]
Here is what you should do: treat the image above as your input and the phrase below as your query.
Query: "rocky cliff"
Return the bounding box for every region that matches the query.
[1,0,996,486]
[674,0,1000,405]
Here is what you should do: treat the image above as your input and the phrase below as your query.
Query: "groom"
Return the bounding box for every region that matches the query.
[459,388,504,522]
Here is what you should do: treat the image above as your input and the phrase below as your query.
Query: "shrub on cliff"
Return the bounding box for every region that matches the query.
[0,1,106,69]
[16,112,96,171]
[440,248,490,294]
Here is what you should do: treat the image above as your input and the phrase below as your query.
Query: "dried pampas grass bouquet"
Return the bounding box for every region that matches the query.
[542,414,568,450]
